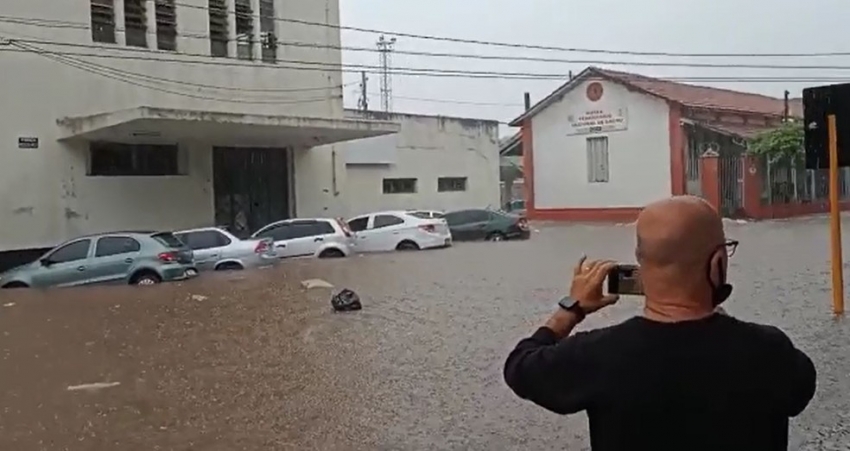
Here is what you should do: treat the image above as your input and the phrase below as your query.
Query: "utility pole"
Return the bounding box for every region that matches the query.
[377,35,396,112]
[358,71,369,111]
[783,90,790,122]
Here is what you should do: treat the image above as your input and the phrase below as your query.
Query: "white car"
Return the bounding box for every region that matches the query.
[174,226,278,271]
[408,210,446,219]
[347,210,452,253]
[251,218,355,259]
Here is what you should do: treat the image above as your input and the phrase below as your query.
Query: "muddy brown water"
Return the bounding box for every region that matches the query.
[1,217,849,450]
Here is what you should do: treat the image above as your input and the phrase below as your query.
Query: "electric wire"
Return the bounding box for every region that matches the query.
[7,40,340,105]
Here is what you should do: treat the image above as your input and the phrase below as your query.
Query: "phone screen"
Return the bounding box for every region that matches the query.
[607,264,644,296]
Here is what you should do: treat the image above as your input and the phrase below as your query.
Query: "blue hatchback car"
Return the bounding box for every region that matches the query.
[0,231,197,289]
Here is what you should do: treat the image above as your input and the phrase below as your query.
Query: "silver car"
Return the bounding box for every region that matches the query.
[174,227,277,271]
[251,218,354,259]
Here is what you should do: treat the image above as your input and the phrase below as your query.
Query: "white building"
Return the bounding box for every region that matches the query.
[320,110,501,217]
[511,66,790,222]
[0,0,398,263]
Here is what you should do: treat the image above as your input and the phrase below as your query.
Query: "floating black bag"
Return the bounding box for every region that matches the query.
[331,288,362,312]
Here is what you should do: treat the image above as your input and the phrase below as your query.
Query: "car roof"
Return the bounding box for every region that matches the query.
[69,230,160,241]
[258,218,338,228]
[174,226,233,234]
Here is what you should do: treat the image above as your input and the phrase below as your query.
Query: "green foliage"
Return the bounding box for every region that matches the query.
[748,122,804,164]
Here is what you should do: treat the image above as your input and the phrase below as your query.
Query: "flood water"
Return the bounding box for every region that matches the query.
[1,216,849,450]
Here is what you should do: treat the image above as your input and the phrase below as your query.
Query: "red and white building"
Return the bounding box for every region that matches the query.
[509,67,822,221]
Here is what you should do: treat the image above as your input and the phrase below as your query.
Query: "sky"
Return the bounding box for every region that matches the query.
[338,0,850,136]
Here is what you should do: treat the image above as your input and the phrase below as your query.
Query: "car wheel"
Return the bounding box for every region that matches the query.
[215,262,244,271]
[318,248,345,259]
[1,281,28,289]
[486,232,506,242]
[396,240,420,251]
[131,272,161,286]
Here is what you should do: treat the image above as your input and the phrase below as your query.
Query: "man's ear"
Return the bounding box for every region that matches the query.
[708,250,725,284]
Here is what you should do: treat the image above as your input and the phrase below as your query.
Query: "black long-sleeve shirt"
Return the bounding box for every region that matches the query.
[504,314,816,451]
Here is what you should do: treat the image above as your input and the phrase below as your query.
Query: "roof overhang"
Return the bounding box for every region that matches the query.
[509,67,628,127]
[499,132,522,157]
[56,107,401,147]
[691,121,777,140]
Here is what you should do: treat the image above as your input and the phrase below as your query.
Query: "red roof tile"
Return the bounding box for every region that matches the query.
[596,68,789,117]
[510,67,794,126]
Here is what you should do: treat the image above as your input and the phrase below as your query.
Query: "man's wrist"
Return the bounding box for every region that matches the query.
[544,308,582,339]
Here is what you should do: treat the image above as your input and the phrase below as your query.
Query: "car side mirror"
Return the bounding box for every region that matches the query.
[40,258,52,267]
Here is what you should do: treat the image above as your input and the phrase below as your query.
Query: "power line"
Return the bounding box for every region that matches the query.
[160,5,850,59]
[11,18,850,71]
[377,94,523,107]
[3,11,850,59]
[10,37,850,83]
[6,43,850,85]
[7,41,338,104]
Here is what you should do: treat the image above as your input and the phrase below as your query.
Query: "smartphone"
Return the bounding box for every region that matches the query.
[607,264,644,296]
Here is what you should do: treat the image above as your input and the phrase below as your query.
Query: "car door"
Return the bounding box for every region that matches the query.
[283,221,331,257]
[88,236,142,284]
[465,210,494,240]
[29,239,93,288]
[347,216,373,252]
[177,230,230,271]
[253,222,292,258]
[369,214,407,251]
[445,211,474,241]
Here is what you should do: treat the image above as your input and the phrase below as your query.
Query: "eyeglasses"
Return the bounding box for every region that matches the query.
[724,239,739,257]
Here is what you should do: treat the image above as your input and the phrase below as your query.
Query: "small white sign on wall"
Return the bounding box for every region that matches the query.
[567,108,628,136]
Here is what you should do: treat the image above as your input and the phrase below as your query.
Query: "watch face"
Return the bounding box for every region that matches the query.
[558,296,577,310]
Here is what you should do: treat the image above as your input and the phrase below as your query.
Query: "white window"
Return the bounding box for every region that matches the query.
[90,0,116,43]
[124,0,147,48]
[208,0,229,57]
[155,0,177,51]
[234,0,254,60]
[259,0,277,62]
[586,136,610,183]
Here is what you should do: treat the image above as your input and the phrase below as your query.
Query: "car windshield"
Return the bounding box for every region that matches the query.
[151,232,184,248]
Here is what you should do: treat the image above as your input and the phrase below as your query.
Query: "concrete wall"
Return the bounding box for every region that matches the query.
[316,111,501,218]
[0,0,343,250]
[530,78,671,209]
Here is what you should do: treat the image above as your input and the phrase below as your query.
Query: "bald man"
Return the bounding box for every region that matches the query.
[504,196,816,451]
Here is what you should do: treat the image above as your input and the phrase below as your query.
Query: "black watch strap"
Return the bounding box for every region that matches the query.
[558,296,586,322]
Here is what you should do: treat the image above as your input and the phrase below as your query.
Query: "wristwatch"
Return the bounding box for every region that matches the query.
[557,296,587,322]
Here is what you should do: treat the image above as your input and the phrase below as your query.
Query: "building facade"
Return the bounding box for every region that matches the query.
[512,67,808,221]
[317,110,501,217]
[0,0,398,263]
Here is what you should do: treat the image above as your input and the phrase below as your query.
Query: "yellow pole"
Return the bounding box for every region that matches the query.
[828,114,845,315]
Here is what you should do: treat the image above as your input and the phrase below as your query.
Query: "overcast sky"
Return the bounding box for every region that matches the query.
[339,0,849,134]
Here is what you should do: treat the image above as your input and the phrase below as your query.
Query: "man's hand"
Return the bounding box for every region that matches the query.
[570,256,619,313]
[544,257,620,338]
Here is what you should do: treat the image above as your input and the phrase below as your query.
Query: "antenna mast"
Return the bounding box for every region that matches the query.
[377,35,396,112]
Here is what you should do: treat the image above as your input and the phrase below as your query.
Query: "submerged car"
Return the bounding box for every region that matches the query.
[174,226,277,271]
[0,231,197,289]
[443,208,530,242]
[251,218,355,259]
[347,210,452,252]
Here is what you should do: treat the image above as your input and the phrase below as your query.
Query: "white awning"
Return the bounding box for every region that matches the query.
[56,107,400,147]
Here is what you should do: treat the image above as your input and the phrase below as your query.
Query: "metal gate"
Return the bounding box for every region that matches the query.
[213,147,291,238]
[718,148,743,217]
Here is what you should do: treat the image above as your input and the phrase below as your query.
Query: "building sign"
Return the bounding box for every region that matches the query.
[18,137,38,149]
[567,108,628,136]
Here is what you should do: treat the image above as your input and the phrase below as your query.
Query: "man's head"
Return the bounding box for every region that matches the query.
[635,196,734,315]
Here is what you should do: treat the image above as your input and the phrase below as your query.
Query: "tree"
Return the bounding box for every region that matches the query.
[748,121,804,164]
